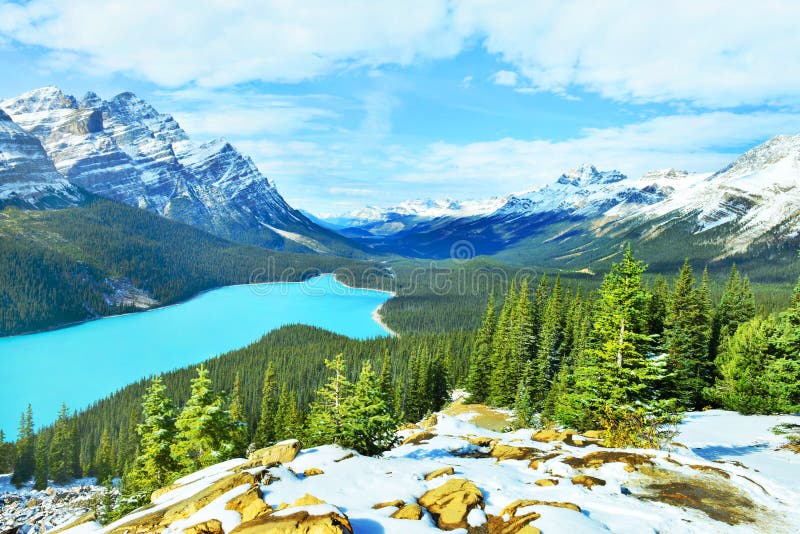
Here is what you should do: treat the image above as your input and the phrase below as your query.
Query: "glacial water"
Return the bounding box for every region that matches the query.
[0,274,392,437]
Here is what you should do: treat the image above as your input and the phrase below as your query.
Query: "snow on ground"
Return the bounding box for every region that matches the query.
[61,410,800,534]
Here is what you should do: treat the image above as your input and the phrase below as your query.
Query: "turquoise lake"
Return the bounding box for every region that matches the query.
[0,274,392,437]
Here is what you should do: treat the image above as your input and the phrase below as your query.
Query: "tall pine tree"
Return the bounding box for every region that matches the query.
[11,404,35,488]
[466,294,496,402]
[255,363,278,447]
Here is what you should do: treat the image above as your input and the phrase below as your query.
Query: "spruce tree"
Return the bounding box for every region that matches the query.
[560,246,658,429]
[172,365,234,472]
[341,361,398,455]
[771,277,800,410]
[126,376,177,494]
[11,404,35,488]
[94,429,114,484]
[273,384,294,442]
[49,404,76,484]
[513,360,537,428]
[533,275,564,406]
[255,363,279,447]
[466,293,496,402]
[489,283,518,406]
[305,354,353,446]
[229,372,249,456]
[33,432,49,490]
[378,349,394,406]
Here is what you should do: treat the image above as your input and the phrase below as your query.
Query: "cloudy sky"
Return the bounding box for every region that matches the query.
[2,0,800,215]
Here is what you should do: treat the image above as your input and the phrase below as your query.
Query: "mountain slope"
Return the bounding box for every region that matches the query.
[0,197,378,336]
[0,108,84,209]
[0,87,361,256]
[323,137,800,276]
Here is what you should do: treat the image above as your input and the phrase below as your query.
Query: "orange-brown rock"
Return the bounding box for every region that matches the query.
[303,468,324,477]
[229,506,353,533]
[534,478,559,487]
[425,466,455,480]
[486,513,541,534]
[293,494,327,506]
[225,485,270,523]
[465,436,495,447]
[501,499,581,516]
[402,431,436,446]
[571,474,606,489]
[418,478,484,530]
[372,499,405,510]
[391,503,424,520]
[420,413,439,430]
[183,519,224,534]
[490,443,541,461]
[531,429,576,443]
[236,440,301,470]
[563,451,653,470]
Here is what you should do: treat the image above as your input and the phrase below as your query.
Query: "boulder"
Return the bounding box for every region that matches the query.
[372,499,405,510]
[293,494,327,506]
[418,478,484,530]
[229,505,353,533]
[183,519,225,534]
[303,468,324,477]
[420,413,438,430]
[490,443,541,461]
[225,485,270,523]
[501,499,581,515]
[531,429,576,443]
[534,478,559,487]
[108,471,260,533]
[563,451,652,470]
[465,436,495,447]
[391,503,424,520]
[425,466,455,480]
[582,430,604,439]
[402,431,436,446]
[486,513,541,534]
[237,440,301,470]
[571,475,606,489]
[151,482,182,503]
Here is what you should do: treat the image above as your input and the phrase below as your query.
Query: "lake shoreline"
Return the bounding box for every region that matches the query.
[1,270,392,340]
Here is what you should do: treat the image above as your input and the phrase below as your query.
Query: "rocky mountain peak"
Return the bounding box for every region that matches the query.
[79,91,102,109]
[1,86,77,115]
[556,164,627,186]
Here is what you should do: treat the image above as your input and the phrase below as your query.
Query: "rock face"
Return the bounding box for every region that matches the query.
[0,86,355,255]
[0,108,84,209]
[230,505,353,534]
[418,478,484,530]
[237,439,302,470]
[0,480,104,534]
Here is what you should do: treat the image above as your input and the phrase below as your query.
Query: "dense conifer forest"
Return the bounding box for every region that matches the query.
[0,199,386,336]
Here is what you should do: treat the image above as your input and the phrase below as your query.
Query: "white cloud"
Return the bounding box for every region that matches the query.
[0,0,463,87]
[461,75,474,89]
[491,70,518,87]
[2,1,799,107]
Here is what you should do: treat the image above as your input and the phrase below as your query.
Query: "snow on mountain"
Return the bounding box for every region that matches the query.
[0,86,341,253]
[0,107,84,209]
[619,135,800,253]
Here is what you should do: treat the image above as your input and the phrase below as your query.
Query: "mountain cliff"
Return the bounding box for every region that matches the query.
[0,87,360,256]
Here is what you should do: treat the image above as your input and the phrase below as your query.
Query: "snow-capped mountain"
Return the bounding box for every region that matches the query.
[0,87,357,255]
[326,137,800,265]
[0,108,84,209]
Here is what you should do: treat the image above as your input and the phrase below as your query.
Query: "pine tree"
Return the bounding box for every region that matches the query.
[34,432,49,490]
[305,354,353,446]
[255,363,278,447]
[273,384,294,442]
[126,376,177,495]
[533,275,564,406]
[770,277,800,410]
[172,365,234,472]
[560,245,658,429]
[427,348,450,413]
[11,404,35,488]
[646,275,670,348]
[711,264,756,358]
[229,372,249,457]
[664,261,713,409]
[513,360,537,428]
[489,283,518,406]
[0,430,15,474]
[94,429,114,484]
[341,361,398,455]
[49,404,76,484]
[378,349,394,406]
[466,293,496,402]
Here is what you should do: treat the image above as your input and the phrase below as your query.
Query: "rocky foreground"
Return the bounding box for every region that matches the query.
[7,404,800,534]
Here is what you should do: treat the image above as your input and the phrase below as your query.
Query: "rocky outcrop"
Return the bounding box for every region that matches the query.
[571,474,606,489]
[0,482,104,534]
[425,466,455,480]
[236,439,301,470]
[183,519,224,534]
[229,505,353,534]
[225,486,270,523]
[390,503,423,520]
[418,478,484,530]
[402,431,435,446]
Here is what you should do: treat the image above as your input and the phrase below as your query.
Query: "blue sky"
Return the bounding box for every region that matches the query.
[2,1,800,214]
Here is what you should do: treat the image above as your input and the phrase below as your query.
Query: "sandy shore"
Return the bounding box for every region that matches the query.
[372,302,399,337]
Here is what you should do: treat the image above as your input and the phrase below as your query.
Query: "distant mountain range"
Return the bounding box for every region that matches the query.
[318,135,800,272]
[0,86,359,256]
